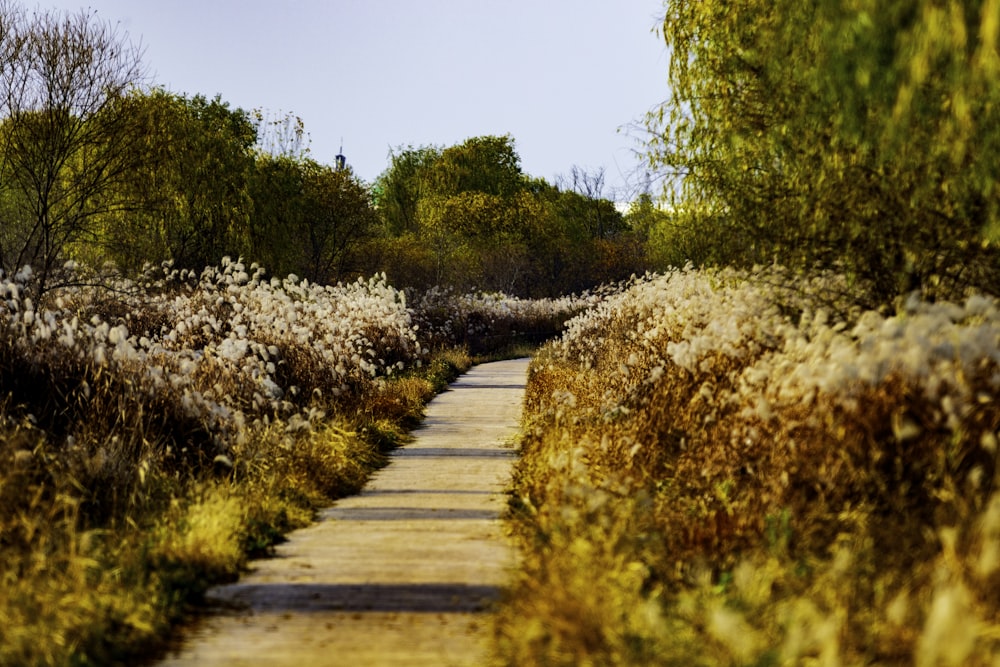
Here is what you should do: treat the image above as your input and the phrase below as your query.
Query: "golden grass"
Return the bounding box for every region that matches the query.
[0,363,470,665]
[0,260,556,666]
[497,267,1000,666]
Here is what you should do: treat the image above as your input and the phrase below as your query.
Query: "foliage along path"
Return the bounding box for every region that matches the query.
[158,357,529,667]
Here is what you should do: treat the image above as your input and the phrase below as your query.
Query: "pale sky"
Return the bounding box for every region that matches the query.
[40,1,669,200]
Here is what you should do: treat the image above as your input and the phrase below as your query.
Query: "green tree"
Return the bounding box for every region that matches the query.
[557,166,626,240]
[0,2,146,291]
[100,90,257,273]
[374,144,441,236]
[372,135,637,295]
[413,135,533,290]
[427,134,523,198]
[247,153,305,275]
[647,0,1000,303]
[297,162,379,283]
[249,156,379,284]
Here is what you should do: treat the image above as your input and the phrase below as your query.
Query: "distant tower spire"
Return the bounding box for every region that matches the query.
[335,138,346,170]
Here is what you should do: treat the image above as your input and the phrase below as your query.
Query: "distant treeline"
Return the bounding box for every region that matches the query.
[8,0,997,308]
[0,4,665,297]
[370,136,660,296]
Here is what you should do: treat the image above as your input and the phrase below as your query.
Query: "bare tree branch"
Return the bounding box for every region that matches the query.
[0,4,146,292]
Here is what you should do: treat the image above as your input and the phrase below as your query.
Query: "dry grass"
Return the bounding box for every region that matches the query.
[498,265,1000,666]
[0,259,563,666]
[409,285,592,356]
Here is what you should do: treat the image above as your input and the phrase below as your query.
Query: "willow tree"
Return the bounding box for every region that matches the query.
[100,90,258,273]
[647,0,1000,303]
[374,144,442,236]
[295,162,379,284]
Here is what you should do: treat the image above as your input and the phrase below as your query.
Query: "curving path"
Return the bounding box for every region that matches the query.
[158,357,530,667]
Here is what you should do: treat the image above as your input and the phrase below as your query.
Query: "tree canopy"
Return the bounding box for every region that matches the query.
[101,90,258,273]
[0,3,644,297]
[646,0,1000,304]
[0,2,146,292]
[371,135,638,296]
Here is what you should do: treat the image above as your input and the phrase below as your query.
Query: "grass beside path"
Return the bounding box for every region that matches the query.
[1,348,473,667]
[157,357,529,667]
[494,267,1000,666]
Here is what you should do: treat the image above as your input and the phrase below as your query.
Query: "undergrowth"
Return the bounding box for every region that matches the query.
[0,259,579,666]
[497,265,1000,666]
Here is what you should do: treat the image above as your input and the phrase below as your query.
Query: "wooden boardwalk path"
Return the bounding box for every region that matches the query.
[158,357,529,667]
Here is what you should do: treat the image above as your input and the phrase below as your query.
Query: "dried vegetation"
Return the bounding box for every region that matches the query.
[499,265,1000,666]
[0,259,583,666]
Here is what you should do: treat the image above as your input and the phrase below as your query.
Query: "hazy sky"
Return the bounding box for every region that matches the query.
[40,1,669,200]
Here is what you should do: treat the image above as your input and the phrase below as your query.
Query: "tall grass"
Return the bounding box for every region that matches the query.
[498,265,1000,665]
[0,258,583,666]
[409,285,594,356]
